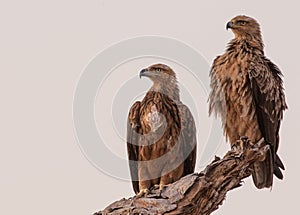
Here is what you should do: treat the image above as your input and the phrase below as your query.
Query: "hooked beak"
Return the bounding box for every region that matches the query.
[226,21,233,30]
[139,68,149,78]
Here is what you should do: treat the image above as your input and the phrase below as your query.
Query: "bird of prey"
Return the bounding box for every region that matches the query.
[127,63,197,196]
[209,15,287,189]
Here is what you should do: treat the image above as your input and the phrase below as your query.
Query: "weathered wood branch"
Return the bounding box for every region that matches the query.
[94,137,269,215]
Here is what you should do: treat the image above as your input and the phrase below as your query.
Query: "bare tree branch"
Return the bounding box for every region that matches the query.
[94,137,269,215]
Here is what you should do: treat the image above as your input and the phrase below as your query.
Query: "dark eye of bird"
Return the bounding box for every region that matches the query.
[155,68,161,72]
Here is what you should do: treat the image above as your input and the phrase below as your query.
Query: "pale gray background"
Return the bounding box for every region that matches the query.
[1,0,299,214]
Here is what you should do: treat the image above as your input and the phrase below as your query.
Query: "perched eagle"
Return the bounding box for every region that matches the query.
[209,15,287,189]
[127,63,197,196]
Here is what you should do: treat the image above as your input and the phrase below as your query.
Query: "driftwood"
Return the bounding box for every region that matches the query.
[94,137,269,215]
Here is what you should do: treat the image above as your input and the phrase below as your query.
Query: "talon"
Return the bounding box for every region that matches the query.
[159,184,166,191]
[152,184,166,196]
[135,189,150,198]
[153,184,160,189]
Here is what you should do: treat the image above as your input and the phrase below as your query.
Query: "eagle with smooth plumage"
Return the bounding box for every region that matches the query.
[127,63,197,196]
[209,15,287,189]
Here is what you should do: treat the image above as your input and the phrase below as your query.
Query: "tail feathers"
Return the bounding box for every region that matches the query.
[274,154,285,180]
[275,154,285,170]
[252,148,273,189]
[274,165,283,180]
[252,150,285,189]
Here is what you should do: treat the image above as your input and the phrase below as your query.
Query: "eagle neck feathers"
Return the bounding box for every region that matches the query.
[150,78,180,102]
[227,37,264,56]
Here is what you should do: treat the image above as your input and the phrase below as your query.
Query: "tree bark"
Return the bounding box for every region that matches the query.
[94,137,269,215]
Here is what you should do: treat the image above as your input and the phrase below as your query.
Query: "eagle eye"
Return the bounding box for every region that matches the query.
[154,68,162,72]
[237,20,247,26]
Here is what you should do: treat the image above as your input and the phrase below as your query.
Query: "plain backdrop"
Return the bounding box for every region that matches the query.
[1,0,299,214]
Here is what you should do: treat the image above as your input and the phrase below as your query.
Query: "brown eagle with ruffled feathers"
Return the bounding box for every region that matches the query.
[127,63,197,196]
[209,15,287,189]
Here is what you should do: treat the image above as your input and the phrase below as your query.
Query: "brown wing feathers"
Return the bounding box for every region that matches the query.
[127,64,197,194]
[209,15,287,188]
[127,101,141,194]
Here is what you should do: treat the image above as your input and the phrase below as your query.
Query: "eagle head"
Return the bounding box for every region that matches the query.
[226,15,262,40]
[139,63,176,82]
